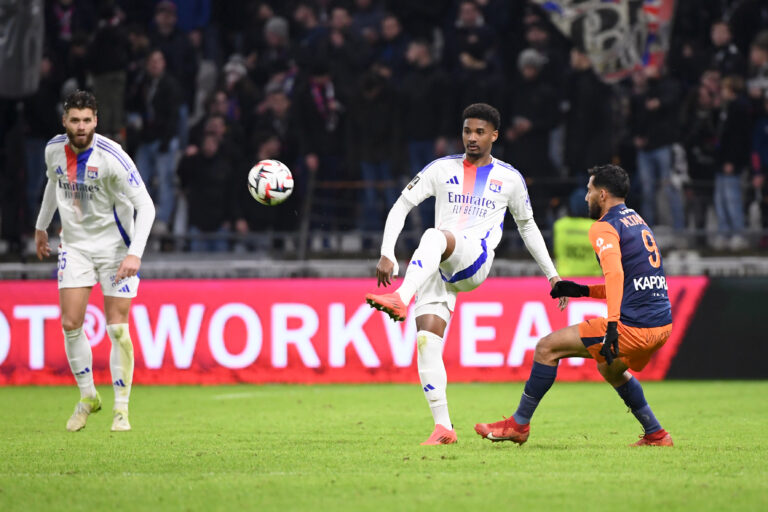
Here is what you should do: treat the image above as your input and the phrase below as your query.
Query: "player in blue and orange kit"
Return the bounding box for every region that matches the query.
[475,164,674,447]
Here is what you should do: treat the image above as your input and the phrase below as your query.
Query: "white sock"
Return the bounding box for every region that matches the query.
[397,228,447,304]
[63,327,97,398]
[107,324,134,410]
[417,330,452,429]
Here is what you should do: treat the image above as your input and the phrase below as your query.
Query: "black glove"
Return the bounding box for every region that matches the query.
[599,321,619,365]
[549,280,590,298]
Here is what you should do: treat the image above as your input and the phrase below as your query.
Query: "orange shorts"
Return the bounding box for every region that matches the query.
[578,318,672,371]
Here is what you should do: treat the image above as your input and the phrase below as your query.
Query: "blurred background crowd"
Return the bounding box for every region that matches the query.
[1,0,768,257]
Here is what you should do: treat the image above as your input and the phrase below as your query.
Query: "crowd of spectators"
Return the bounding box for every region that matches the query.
[4,0,768,253]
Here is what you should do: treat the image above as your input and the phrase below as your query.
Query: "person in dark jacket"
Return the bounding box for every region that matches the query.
[178,132,240,252]
[149,1,197,109]
[445,1,504,119]
[504,48,560,223]
[45,0,97,70]
[309,5,371,103]
[399,39,453,230]
[504,48,559,177]
[679,81,720,243]
[292,2,328,50]
[707,20,747,78]
[149,0,197,150]
[290,61,344,179]
[290,61,347,228]
[23,56,63,228]
[129,49,181,232]
[347,71,401,231]
[714,75,751,249]
[400,40,452,174]
[374,13,410,84]
[564,47,613,216]
[750,91,768,245]
[88,4,130,141]
[630,64,685,230]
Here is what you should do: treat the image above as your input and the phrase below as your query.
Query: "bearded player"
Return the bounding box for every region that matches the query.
[365,103,566,445]
[35,91,155,432]
[475,164,674,447]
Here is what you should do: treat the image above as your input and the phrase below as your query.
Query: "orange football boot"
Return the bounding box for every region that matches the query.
[630,429,674,447]
[474,416,530,444]
[420,424,457,445]
[365,292,408,321]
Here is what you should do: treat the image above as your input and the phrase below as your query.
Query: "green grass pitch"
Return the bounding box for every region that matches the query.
[1,381,766,512]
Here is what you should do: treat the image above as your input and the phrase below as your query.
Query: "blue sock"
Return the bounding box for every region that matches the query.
[615,377,662,434]
[513,361,558,424]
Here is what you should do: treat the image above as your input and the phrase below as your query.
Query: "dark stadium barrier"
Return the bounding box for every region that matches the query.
[0,277,709,385]
[667,277,768,379]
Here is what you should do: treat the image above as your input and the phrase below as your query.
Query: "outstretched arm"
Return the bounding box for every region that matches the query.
[115,188,155,281]
[35,178,58,260]
[377,196,415,285]
[588,223,623,323]
[516,217,557,279]
[35,178,57,232]
[517,217,567,310]
[113,167,156,281]
[588,221,624,364]
[125,184,156,260]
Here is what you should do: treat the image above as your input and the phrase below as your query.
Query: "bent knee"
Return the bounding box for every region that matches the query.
[534,335,558,363]
[61,318,84,332]
[421,228,445,245]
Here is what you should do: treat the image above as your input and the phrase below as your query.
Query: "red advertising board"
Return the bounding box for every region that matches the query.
[0,277,707,385]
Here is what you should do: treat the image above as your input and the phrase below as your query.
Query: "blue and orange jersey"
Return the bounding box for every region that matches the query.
[587,204,672,328]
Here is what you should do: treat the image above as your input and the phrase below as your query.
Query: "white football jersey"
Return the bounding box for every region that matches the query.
[44,133,151,253]
[401,154,533,251]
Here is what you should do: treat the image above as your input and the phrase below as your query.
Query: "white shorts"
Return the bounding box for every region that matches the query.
[57,243,139,298]
[413,233,493,323]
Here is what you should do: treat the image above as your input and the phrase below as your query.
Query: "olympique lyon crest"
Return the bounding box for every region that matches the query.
[489,179,502,193]
[87,166,99,179]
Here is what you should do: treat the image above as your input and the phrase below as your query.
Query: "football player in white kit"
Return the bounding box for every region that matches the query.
[34,91,155,432]
[365,103,567,445]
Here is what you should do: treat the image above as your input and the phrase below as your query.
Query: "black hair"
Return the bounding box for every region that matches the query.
[462,103,500,130]
[63,90,98,115]
[588,164,630,198]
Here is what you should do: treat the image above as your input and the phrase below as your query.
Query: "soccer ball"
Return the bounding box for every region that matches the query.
[247,159,294,206]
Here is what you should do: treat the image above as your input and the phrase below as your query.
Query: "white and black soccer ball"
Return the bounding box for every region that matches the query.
[247,159,294,206]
